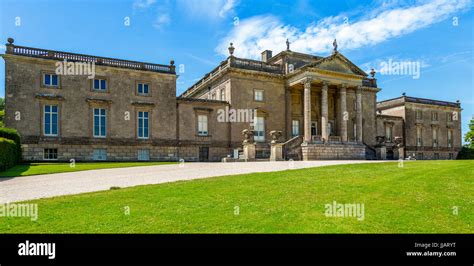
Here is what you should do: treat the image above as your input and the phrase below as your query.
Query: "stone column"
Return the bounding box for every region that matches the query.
[339,84,348,142]
[303,77,312,143]
[356,86,363,143]
[321,81,329,142]
[285,88,292,140]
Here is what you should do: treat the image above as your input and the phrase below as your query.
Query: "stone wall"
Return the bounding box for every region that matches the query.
[301,143,366,160]
[22,143,231,162]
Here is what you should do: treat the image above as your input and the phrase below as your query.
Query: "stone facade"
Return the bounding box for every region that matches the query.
[376,95,462,160]
[2,38,463,161]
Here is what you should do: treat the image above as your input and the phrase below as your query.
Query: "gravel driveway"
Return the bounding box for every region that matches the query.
[0,160,382,203]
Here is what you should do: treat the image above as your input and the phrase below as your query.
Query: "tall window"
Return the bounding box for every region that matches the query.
[385,125,393,142]
[137,83,149,95]
[44,105,58,136]
[292,120,299,136]
[220,89,225,101]
[431,112,438,121]
[353,123,357,141]
[311,121,317,136]
[138,111,149,139]
[254,117,265,142]
[254,90,264,102]
[93,108,106,137]
[432,127,438,147]
[328,122,333,136]
[198,115,208,136]
[447,129,453,148]
[43,73,59,87]
[416,127,422,147]
[93,79,107,91]
[447,112,453,122]
[416,110,422,120]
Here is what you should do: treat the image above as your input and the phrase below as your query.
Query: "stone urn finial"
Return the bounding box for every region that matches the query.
[169,59,176,73]
[242,129,254,144]
[269,130,283,144]
[375,136,386,146]
[370,68,376,78]
[228,43,235,56]
[7,38,14,45]
[394,136,403,148]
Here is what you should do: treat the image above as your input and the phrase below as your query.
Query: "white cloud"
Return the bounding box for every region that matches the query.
[219,0,239,18]
[216,0,472,59]
[177,0,239,19]
[153,14,171,29]
[133,0,156,10]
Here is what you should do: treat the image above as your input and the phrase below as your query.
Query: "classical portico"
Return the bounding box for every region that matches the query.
[284,51,378,160]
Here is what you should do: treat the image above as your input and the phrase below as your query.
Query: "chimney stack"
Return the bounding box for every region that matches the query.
[261,50,272,63]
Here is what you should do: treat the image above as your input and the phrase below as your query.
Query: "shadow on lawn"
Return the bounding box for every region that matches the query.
[0,163,61,179]
[0,163,35,178]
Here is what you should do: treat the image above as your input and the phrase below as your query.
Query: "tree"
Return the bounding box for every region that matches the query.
[0,98,4,127]
[464,117,474,148]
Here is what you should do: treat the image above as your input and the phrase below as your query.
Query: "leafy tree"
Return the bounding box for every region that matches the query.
[464,117,474,149]
[0,98,4,127]
[0,110,3,127]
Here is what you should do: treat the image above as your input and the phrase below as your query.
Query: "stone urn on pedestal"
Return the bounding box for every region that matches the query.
[394,136,404,160]
[242,129,256,161]
[375,136,387,160]
[269,130,284,161]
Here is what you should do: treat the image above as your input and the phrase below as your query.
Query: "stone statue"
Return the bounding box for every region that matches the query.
[286,39,290,51]
[242,129,255,144]
[269,130,283,144]
[375,136,386,146]
[370,68,376,78]
[332,39,338,53]
[394,136,404,148]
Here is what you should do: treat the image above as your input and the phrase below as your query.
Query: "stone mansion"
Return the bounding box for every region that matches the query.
[2,38,462,161]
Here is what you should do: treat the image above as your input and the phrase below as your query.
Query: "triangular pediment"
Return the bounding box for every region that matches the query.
[310,52,367,76]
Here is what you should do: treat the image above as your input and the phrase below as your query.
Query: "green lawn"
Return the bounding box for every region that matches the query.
[0,160,472,233]
[0,162,175,177]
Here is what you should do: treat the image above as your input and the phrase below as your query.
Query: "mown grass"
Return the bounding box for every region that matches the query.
[0,162,176,177]
[0,160,472,233]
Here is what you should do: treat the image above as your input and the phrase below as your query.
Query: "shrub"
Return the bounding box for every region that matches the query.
[0,127,21,162]
[457,146,474,159]
[0,137,17,171]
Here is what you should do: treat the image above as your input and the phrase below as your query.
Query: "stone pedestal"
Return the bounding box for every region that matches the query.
[270,143,284,161]
[243,143,256,161]
[398,147,405,160]
[375,146,386,160]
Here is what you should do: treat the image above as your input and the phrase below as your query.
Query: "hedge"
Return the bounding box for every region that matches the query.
[457,146,474,159]
[0,137,17,171]
[0,127,21,162]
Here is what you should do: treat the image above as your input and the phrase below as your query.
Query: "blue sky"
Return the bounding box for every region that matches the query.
[0,0,473,139]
